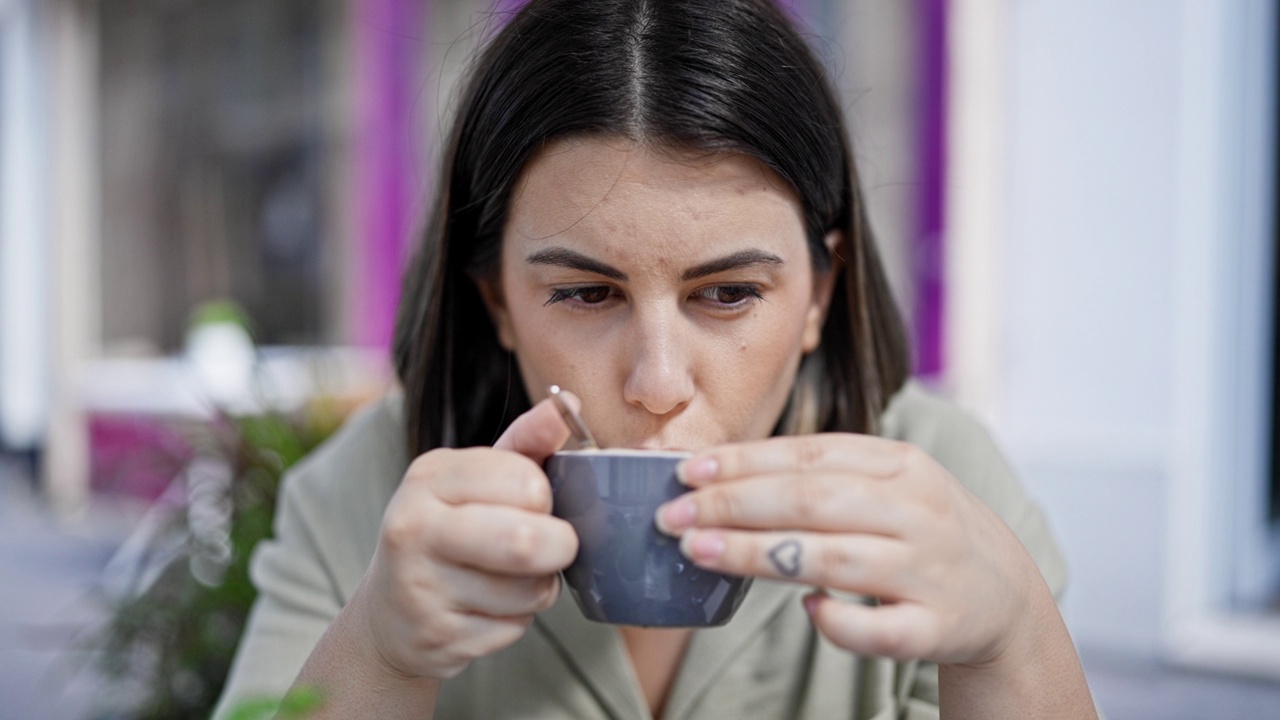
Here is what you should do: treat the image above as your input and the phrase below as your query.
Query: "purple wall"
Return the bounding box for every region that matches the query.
[354,0,425,348]
[915,0,949,377]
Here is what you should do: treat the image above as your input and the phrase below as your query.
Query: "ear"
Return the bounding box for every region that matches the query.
[801,230,843,354]
[474,275,516,351]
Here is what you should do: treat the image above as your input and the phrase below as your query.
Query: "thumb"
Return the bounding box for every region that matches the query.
[493,393,576,462]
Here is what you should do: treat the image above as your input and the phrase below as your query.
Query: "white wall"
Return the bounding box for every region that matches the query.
[999,0,1181,659]
[969,0,1278,664]
[0,0,51,451]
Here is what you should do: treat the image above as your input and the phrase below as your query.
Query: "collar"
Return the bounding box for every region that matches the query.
[534,579,804,719]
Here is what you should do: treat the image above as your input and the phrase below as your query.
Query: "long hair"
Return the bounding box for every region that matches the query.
[394,0,910,456]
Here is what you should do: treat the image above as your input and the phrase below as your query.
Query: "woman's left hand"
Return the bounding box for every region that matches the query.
[655,434,1046,668]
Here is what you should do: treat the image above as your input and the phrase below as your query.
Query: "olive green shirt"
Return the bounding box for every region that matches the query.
[214,382,1069,719]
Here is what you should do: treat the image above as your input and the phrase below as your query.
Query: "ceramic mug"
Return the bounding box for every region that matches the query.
[545,449,752,627]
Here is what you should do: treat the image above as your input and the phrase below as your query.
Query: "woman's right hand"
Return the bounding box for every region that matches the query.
[351,396,579,681]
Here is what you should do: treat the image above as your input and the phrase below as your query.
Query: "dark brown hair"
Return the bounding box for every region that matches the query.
[393,0,910,456]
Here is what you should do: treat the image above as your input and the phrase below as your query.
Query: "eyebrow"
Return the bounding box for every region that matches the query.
[680,249,784,281]
[524,247,785,282]
[525,247,627,280]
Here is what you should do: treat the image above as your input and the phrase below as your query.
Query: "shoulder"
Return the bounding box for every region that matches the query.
[270,390,410,600]
[877,380,1012,489]
[288,389,409,496]
[876,379,1013,500]
[879,379,986,449]
[877,380,1069,596]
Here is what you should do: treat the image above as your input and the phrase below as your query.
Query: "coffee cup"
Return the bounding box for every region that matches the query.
[545,449,752,627]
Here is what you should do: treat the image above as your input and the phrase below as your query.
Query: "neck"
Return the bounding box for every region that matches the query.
[618,626,695,719]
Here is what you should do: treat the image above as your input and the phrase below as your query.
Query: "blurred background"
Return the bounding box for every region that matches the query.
[1,0,1279,717]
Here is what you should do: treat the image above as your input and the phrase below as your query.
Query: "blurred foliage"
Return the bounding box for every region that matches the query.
[188,300,254,335]
[88,401,347,719]
[220,686,324,720]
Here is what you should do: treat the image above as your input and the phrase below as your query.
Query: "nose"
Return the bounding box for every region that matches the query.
[621,310,695,416]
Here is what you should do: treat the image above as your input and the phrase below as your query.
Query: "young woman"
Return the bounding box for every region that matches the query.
[215,1,1098,717]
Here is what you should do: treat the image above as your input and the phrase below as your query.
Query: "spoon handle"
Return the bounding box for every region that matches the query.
[548,385,599,450]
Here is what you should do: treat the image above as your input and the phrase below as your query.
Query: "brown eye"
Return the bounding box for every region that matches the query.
[545,286,617,306]
[713,286,751,304]
[693,284,763,307]
[577,287,611,304]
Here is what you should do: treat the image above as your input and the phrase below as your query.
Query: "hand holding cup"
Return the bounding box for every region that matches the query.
[656,434,1048,667]
[348,398,579,680]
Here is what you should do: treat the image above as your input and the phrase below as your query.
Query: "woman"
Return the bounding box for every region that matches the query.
[215,0,1098,717]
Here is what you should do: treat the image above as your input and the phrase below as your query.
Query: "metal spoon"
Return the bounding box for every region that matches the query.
[548,385,599,450]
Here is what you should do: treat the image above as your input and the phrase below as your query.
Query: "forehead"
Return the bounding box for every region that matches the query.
[504,136,807,259]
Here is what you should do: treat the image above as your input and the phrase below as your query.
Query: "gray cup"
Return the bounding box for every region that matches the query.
[546,449,753,627]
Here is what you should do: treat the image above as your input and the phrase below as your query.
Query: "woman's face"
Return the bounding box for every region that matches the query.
[478,136,837,451]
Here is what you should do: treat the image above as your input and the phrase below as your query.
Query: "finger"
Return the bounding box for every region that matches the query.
[804,592,938,660]
[679,529,912,598]
[494,396,573,463]
[428,504,579,576]
[436,565,561,617]
[655,473,905,536]
[678,434,907,487]
[412,448,552,512]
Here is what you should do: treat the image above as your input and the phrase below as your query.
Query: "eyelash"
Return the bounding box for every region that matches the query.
[544,284,765,310]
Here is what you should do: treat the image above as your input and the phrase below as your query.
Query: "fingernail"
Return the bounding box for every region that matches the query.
[677,456,718,485]
[656,498,696,535]
[803,592,824,615]
[681,531,725,563]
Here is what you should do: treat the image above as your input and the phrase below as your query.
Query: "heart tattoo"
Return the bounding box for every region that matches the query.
[767,539,803,577]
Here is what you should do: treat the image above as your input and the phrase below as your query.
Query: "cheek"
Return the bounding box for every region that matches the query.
[704,307,810,436]
[504,304,610,398]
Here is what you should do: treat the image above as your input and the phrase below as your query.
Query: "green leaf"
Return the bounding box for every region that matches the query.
[278,686,325,717]
[214,686,323,720]
[222,697,280,720]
